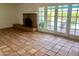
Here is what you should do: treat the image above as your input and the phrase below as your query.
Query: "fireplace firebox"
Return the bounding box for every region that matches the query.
[23,13,37,28]
[23,17,32,27]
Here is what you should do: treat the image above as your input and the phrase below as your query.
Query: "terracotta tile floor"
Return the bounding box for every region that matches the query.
[0,28,79,56]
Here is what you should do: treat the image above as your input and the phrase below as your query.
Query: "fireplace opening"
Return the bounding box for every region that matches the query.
[23,17,32,27]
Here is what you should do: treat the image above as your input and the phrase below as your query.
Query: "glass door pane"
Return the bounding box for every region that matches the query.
[38,7,45,31]
[70,8,77,35]
[57,7,68,33]
[70,4,79,36]
[46,6,55,31]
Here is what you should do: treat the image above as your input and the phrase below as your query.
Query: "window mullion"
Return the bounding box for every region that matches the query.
[61,9,63,32]
[66,5,72,34]
[44,6,47,31]
[54,6,58,32]
[74,9,78,35]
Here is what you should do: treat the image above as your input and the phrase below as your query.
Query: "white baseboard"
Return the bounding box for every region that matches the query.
[0,25,13,29]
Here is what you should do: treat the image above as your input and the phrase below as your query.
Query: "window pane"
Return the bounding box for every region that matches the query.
[47,18,51,22]
[57,27,61,32]
[51,22,54,26]
[48,9,51,11]
[76,24,79,29]
[72,11,77,16]
[70,29,75,35]
[77,18,79,23]
[63,8,68,11]
[61,22,66,28]
[51,12,55,16]
[38,20,42,25]
[47,26,51,30]
[39,17,41,20]
[41,12,44,16]
[57,22,61,27]
[63,12,67,16]
[41,17,45,21]
[51,9,55,11]
[62,17,67,22]
[62,28,66,33]
[39,7,45,11]
[47,12,51,16]
[47,22,51,25]
[63,5,69,7]
[77,11,79,16]
[58,9,62,11]
[75,29,79,36]
[72,8,77,10]
[58,12,62,16]
[58,6,62,7]
[39,12,41,16]
[50,27,54,30]
[51,17,54,21]
[58,17,62,22]
[39,21,45,29]
[71,17,76,24]
[78,8,79,10]
[47,22,51,30]
[48,8,55,11]
[41,7,45,11]
[70,23,75,29]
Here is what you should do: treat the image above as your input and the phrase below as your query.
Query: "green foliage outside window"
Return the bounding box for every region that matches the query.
[39,21,45,29]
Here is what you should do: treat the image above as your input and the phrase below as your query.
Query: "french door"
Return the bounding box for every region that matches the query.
[38,5,68,33]
[57,5,68,33]
[70,4,79,36]
[46,6,55,31]
[38,7,45,31]
[38,4,79,36]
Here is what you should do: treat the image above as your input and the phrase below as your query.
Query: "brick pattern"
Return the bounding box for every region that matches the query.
[0,28,79,56]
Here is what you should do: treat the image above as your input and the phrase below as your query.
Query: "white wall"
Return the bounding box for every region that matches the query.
[0,4,17,29]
